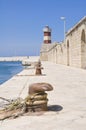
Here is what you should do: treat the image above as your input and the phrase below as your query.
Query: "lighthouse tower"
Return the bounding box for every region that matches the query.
[43,26,51,44]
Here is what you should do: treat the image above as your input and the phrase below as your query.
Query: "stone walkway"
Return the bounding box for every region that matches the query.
[0,61,86,130]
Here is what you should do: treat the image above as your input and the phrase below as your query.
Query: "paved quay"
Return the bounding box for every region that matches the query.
[0,61,86,130]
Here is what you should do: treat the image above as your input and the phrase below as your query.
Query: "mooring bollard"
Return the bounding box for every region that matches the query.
[35,60,43,75]
[26,83,53,112]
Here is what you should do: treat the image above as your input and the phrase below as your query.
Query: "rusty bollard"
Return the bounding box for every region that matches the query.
[35,60,43,75]
[26,83,53,112]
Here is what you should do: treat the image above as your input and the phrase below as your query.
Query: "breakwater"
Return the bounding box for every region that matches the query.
[0,56,28,62]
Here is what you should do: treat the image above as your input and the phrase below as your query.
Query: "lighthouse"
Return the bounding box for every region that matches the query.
[43,26,51,44]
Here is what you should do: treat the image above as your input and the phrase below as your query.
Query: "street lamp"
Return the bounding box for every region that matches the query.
[60,17,66,42]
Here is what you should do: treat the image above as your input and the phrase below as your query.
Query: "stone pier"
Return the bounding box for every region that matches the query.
[0,58,86,130]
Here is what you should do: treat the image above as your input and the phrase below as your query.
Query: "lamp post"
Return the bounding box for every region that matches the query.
[60,17,66,42]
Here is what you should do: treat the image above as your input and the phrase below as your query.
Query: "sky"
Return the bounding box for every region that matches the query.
[0,0,86,56]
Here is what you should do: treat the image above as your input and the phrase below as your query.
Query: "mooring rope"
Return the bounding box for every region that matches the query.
[0,97,11,103]
[18,78,29,97]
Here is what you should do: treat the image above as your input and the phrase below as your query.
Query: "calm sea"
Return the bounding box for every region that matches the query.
[0,61,23,85]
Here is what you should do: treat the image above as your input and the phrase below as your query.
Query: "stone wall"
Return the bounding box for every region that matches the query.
[40,17,86,69]
[66,26,82,68]
[66,20,86,68]
[81,24,86,68]
[48,43,67,65]
[40,52,48,61]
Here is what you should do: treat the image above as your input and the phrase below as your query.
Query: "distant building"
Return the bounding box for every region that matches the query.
[40,16,86,69]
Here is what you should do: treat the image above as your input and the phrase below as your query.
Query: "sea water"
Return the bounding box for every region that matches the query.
[0,61,23,85]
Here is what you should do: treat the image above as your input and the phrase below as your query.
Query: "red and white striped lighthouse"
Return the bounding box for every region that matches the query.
[43,26,51,44]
